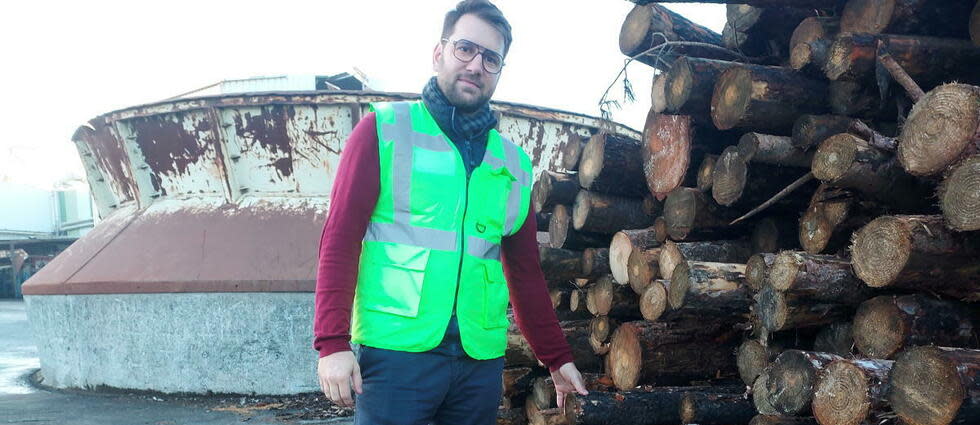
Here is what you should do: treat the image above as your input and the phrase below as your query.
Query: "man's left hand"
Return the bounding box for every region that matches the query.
[550,362,588,409]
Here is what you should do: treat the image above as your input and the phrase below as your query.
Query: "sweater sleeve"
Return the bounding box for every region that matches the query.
[312,112,380,358]
[502,205,576,372]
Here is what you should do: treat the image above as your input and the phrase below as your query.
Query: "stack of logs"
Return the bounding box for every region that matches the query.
[499,1,980,424]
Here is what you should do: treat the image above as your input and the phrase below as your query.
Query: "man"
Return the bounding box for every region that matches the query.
[313,1,587,424]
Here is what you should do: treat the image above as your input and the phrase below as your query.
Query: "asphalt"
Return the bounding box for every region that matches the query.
[0,299,354,425]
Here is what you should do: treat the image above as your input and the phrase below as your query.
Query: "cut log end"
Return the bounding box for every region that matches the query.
[608,322,642,390]
[824,35,859,81]
[812,360,874,425]
[769,251,803,292]
[737,339,771,386]
[898,84,980,177]
[889,346,974,425]
[850,216,911,288]
[766,350,830,415]
[811,133,863,183]
[667,261,691,310]
[712,147,748,206]
[711,68,752,130]
[665,57,695,112]
[697,154,717,192]
[746,253,775,291]
[839,0,890,35]
[940,155,980,231]
[758,285,789,332]
[790,43,812,71]
[619,4,654,57]
[753,370,778,416]
[609,231,633,285]
[652,73,668,113]
[640,280,668,321]
[577,135,605,192]
[852,296,910,359]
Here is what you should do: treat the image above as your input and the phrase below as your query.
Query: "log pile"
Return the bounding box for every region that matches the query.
[498,1,980,424]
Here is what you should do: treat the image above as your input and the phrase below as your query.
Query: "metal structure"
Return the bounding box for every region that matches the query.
[21,90,640,394]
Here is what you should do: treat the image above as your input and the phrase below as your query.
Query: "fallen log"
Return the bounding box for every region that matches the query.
[550,204,612,250]
[768,251,871,304]
[758,285,852,332]
[766,350,845,415]
[711,64,828,132]
[939,155,980,231]
[610,227,662,285]
[889,346,980,425]
[827,80,897,119]
[658,239,752,281]
[533,171,578,214]
[736,133,812,168]
[503,367,540,408]
[897,83,980,177]
[812,358,894,425]
[745,252,776,291]
[586,275,642,319]
[840,0,976,38]
[507,320,601,372]
[539,246,584,282]
[664,187,741,240]
[812,322,854,356]
[578,133,647,198]
[497,407,527,425]
[663,57,740,121]
[572,191,653,234]
[680,391,756,425]
[668,261,750,315]
[851,215,980,301]
[607,320,739,390]
[642,112,734,198]
[619,3,730,70]
[852,294,978,359]
[564,385,746,425]
[789,17,840,73]
[812,133,934,211]
[626,247,661,295]
[723,5,814,58]
[791,114,855,150]
[825,34,980,87]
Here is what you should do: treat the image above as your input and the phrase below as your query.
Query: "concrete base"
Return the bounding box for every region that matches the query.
[24,293,320,395]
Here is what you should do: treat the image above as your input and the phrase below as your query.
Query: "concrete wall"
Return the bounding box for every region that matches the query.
[25,293,320,395]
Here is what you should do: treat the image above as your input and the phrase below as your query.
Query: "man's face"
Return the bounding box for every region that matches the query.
[433,13,505,113]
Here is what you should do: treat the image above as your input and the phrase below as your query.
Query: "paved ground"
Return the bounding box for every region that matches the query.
[0,300,353,425]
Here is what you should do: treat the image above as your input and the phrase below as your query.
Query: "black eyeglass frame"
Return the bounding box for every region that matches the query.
[441,38,505,74]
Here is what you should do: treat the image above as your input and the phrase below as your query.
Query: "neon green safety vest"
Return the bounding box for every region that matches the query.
[351,100,534,359]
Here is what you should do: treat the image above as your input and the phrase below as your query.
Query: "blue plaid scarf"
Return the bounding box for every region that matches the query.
[421,77,498,175]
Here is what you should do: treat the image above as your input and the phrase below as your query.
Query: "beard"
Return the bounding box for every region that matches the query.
[437,72,494,113]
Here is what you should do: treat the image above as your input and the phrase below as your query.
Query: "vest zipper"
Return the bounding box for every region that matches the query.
[453,163,468,316]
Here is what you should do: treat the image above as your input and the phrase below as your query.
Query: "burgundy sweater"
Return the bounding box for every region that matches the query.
[313,112,574,371]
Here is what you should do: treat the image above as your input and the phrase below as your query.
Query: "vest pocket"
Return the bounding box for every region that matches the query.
[482,263,511,329]
[360,244,430,318]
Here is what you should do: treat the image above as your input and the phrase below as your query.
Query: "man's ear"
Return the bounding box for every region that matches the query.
[432,42,443,72]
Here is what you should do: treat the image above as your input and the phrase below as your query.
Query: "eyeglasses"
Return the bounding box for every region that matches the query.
[442,38,505,74]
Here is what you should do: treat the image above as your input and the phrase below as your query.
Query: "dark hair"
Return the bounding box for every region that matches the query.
[442,0,512,57]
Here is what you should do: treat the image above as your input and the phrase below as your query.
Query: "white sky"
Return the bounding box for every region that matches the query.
[0,0,725,189]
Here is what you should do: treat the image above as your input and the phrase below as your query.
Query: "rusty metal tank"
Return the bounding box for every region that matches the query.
[21,90,640,394]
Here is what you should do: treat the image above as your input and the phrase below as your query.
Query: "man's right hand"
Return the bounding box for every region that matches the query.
[317,351,363,408]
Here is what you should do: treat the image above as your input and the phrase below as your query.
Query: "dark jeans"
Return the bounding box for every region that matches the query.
[353,316,504,425]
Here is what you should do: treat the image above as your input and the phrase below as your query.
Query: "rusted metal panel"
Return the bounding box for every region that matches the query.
[24,90,640,296]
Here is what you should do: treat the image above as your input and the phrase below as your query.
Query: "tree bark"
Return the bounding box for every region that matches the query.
[852,294,978,359]
[746,252,776,291]
[737,133,812,167]
[711,64,829,132]
[789,17,840,73]
[550,204,612,250]
[797,185,871,255]
[564,385,745,425]
[757,285,853,332]
[768,251,871,304]
[626,247,661,295]
[940,154,980,231]
[664,187,740,241]
[632,0,842,7]
[812,133,934,211]
[503,367,540,408]
[812,358,894,425]
[812,322,854,356]
[840,0,976,38]
[680,392,756,425]
[723,5,815,59]
[582,248,611,279]
[507,320,601,372]
[825,34,980,88]
[766,350,845,415]
[791,114,854,150]
[642,112,735,198]
[659,239,752,281]
[560,133,587,172]
[889,346,980,425]
[712,146,817,208]
[610,227,663,285]
[607,320,739,390]
[573,191,653,235]
[751,216,800,253]
[539,246,584,282]
[578,133,648,198]
[619,3,728,71]
[664,57,741,122]
[697,154,719,192]
[533,171,578,214]
[851,215,980,301]
[749,416,818,425]
[586,275,642,320]
[898,83,980,177]
[827,80,897,119]
[668,261,750,316]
